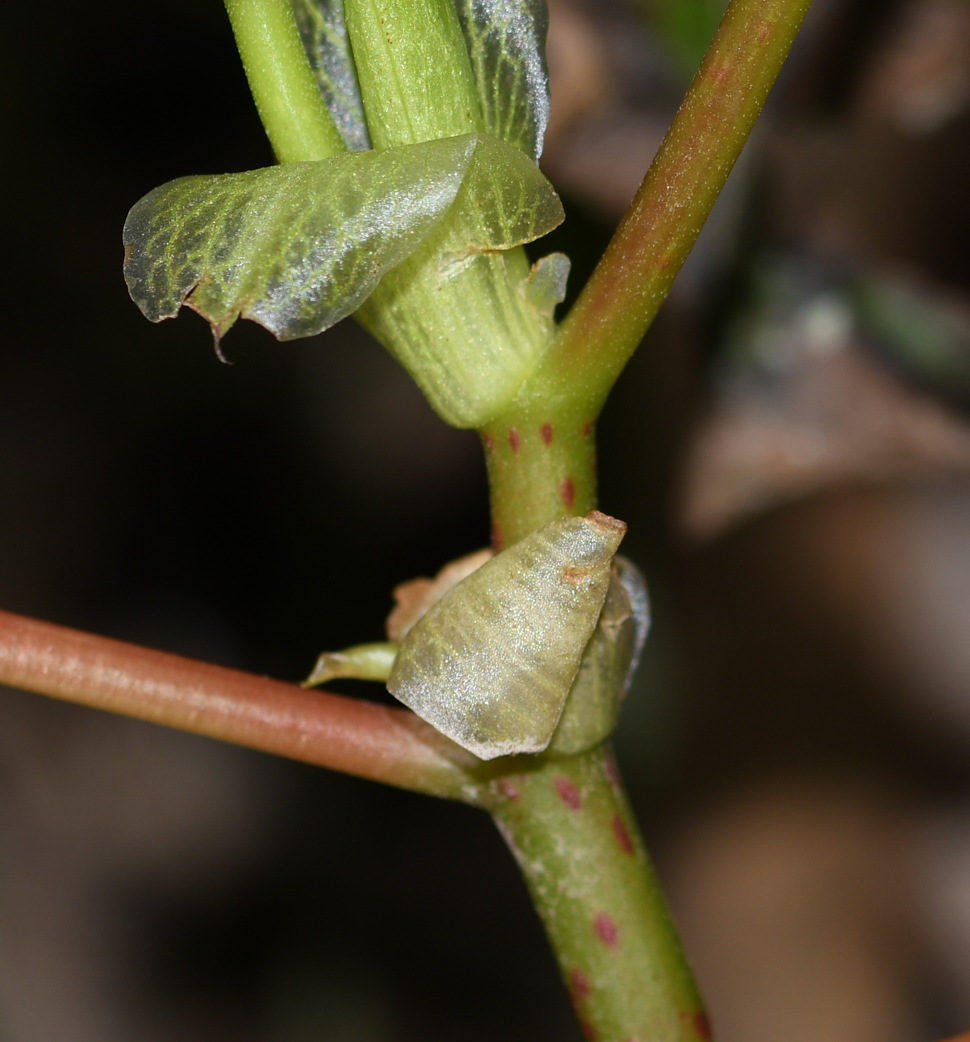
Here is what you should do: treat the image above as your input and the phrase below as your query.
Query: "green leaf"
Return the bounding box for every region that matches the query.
[290,0,371,151]
[387,512,627,760]
[548,557,649,755]
[123,135,481,341]
[124,133,562,425]
[454,0,550,161]
[357,133,564,427]
[303,642,399,686]
[520,251,570,319]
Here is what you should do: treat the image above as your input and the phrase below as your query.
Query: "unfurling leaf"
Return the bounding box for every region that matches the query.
[123,135,477,341]
[303,642,399,687]
[356,133,564,427]
[123,132,562,375]
[387,511,627,760]
[386,548,494,643]
[520,252,570,319]
[290,0,371,151]
[454,0,551,161]
[547,557,650,755]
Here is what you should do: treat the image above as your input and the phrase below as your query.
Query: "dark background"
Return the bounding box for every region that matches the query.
[3,0,970,1039]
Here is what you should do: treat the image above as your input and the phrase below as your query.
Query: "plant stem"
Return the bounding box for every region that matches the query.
[344,0,482,148]
[481,405,706,1036]
[480,402,597,549]
[487,747,708,1042]
[517,0,814,420]
[225,0,346,162]
[0,609,482,802]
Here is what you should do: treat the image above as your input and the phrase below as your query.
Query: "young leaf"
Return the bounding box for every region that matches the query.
[303,642,399,686]
[123,136,470,342]
[357,133,564,427]
[387,511,627,760]
[547,557,650,755]
[520,252,570,319]
[124,133,560,356]
[454,0,551,161]
[290,0,371,150]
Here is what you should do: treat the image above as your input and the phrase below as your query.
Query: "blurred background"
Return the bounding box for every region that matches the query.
[2,0,970,1038]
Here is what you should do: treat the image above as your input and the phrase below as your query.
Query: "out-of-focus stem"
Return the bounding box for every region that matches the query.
[0,609,482,802]
[518,0,814,420]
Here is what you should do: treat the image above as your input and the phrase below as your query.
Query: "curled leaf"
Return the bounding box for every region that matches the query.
[357,133,564,427]
[303,642,398,687]
[290,0,371,150]
[123,133,562,379]
[548,557,650,755]
[454,0,551,160]
[123,136,479,341]
[520,251,570,320]
[387,511,627,759]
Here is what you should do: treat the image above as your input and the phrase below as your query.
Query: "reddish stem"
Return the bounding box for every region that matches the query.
[0,609,481,802]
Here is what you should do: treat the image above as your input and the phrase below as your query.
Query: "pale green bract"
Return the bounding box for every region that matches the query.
[123,132,562,347]
[356,134,565,426]
[388,512,627,760]
[290,0,371,150]
[548,557,649,755]
[455,0,550,161]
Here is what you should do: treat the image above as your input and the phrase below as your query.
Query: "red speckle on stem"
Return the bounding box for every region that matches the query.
[713,62,732,85]
[541,422,553,445]
[612,814,634,855]
[569,968,591,1002]
[757,20,772,42]
[491,524,504,552]
[594,912,619,949]
[483,432,495,452]
[508,428,521,453]
[604,754,622,793]
[581,421,593,437]
[498,778,520,802]
[658,254,671,271]
[560,477,575,509]
[555,775,581,811]
[580,1020,598,1041]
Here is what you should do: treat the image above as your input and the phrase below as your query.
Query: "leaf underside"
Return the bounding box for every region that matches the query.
[290,0,371,150]
[123,133,560,344]
[454,0,551,161]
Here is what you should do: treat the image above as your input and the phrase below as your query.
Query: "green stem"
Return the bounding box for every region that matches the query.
[517,0,814,421]
[481,413,705,1037]
[480,401,597,549]
[486,747,708,1042]
[224,0,346,162]
[344,0,482,148]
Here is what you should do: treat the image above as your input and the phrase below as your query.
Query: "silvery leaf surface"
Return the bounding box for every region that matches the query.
[520,251,570,319]
[290,0,371,150]
[356,132,564,427]
[387,512,627,760]
[123,135,481,341]
[454,0,551,161]
[124,134,560,349]
[548,556,650,755]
